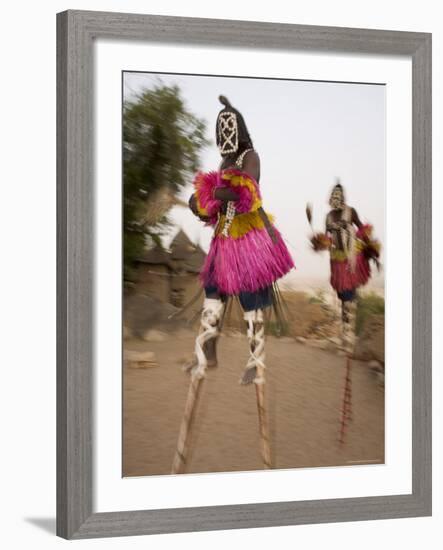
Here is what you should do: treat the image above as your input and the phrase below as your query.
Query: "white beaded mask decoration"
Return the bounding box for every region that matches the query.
[217,111,238,154]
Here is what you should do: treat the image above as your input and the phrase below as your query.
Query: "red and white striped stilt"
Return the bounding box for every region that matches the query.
[338,300,357,445]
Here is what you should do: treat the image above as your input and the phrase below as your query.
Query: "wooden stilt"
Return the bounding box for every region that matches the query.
[171,374,204,474]
[255,374,272,469]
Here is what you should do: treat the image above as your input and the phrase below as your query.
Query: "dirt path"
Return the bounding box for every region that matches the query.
[123,333,384,476]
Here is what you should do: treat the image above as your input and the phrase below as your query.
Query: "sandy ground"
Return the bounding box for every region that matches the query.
[123,332,384,477]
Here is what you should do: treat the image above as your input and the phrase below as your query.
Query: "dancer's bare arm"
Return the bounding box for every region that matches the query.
[242,149,260,182]
[242,151,277,244]
[214,150,261,201]
[213,187,240,201]
[351,207,363,228]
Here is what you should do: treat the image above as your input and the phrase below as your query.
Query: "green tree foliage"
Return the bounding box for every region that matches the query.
[123,83,209,281]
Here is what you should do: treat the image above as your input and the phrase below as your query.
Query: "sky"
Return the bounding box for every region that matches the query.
[124,72,385,289]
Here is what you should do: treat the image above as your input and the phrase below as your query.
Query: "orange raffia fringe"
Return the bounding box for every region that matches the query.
[310,232,332,251]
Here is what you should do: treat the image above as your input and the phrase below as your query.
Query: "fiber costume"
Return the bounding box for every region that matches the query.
[171,96,294,473]
[193,167,294,296]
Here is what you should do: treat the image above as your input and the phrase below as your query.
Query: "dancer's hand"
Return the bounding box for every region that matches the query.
[213,187,240,201]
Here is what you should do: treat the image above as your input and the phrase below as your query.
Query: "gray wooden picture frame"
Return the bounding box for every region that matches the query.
[57,9,432,540]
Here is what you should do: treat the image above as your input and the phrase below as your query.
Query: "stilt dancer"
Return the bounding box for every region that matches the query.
[308,181,381,444]
[171,96,295,474]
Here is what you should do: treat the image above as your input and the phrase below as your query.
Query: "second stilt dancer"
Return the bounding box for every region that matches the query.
[172,96,295,474]
[308,181,381,443]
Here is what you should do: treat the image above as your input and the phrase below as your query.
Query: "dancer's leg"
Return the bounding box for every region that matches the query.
[341,298,357,355]
[183,291,224,372]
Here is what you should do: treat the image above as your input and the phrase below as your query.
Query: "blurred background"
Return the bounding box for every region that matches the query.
[122,72,385,477]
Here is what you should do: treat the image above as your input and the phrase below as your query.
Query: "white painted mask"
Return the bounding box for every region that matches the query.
[217,111,239,155]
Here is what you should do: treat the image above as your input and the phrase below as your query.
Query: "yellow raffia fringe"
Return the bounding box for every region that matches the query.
[330,239,366,261]
[221,172,262,212]
[194,174,209,216]
[216,211,275,238]
[370,240,381,253]
[196,197,207,217]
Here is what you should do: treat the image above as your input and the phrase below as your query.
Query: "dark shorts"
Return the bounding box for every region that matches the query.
[204,285,273,312]
[337,289,356,302]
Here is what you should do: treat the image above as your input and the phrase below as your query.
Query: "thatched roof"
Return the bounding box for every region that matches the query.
[171,230,205,273]
[136,230,206,273]
[136,245,171,266]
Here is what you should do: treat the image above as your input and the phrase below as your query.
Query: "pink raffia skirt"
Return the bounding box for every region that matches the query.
[200,225,294,295]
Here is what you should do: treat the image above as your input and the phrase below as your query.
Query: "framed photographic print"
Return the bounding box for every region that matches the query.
[57,10,432,539]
